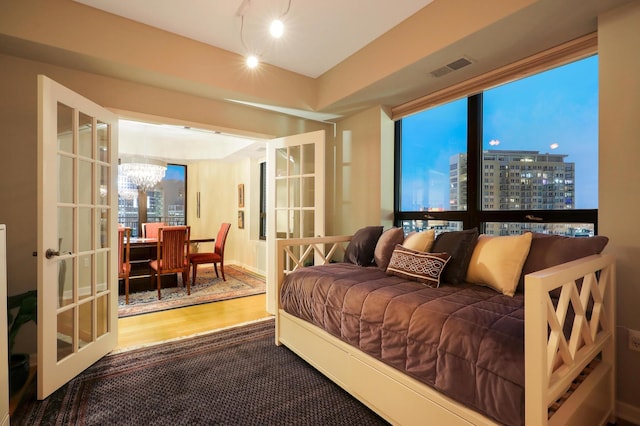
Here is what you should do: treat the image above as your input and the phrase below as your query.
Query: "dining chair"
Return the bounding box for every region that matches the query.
[149,226,191,299]
[118,227,132,304]
[141,222,166,239]
[189,222,231,285]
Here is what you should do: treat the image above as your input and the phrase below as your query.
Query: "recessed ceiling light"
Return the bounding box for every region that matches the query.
[270,19,284,38]
[246,55,259,68]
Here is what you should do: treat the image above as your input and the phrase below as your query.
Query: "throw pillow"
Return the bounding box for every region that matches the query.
[466,233,533,297]
[402,229,436,252]
[374,227,406,269]
[343,226,384,266]
[386,245,451,287]
[516,233,609,293]
[430,228,479,284]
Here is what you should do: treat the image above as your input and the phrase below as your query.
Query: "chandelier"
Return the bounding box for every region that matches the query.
[119,156,167,192]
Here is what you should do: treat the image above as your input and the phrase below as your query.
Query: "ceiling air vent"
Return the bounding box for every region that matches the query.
[430,56,474,78]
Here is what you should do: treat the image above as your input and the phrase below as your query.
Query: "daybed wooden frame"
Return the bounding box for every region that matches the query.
[275,235,616,426]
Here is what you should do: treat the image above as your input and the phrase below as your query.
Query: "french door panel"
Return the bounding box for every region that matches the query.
[37,75,119,399]
[266,130,325,313]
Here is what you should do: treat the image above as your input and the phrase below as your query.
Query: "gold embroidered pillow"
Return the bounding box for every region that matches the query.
[386,245,451,287]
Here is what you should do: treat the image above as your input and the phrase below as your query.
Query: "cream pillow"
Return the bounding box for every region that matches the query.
[466,233,533,296]
[402,229,435,252]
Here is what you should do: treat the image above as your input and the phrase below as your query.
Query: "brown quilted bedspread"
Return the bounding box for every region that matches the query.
[280,263,525,426]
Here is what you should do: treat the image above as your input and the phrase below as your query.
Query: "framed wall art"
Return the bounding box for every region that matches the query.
[238,184,245,208]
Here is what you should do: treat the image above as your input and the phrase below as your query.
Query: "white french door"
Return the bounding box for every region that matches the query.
[266,130,325,313]
[37,75,119,399]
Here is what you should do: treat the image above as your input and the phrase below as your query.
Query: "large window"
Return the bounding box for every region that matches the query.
[118,164,186,237]
[396,55,598,236]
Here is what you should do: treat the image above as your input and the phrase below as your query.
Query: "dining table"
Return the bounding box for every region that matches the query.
[121,236,215,295]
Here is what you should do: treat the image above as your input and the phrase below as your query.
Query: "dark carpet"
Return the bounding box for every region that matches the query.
[12,319,389,426]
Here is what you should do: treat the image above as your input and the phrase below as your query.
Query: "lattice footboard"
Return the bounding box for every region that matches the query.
[525,253,616,425]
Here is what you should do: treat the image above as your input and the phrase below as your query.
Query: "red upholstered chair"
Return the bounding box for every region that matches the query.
[118,227,132,304]
[142,222,165,239]
[149,226,191,299]
[189,223,231,285]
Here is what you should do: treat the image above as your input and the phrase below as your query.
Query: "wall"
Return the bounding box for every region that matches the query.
[0,53,329,355]
[599,2,640,421]
[187,158,266,275]
[327,106,394,235]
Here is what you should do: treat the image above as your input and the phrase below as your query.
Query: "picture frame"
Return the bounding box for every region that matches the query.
[238,184,245,208]
[238,210,245,229]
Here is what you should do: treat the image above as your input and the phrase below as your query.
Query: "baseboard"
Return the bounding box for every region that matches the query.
[229,262,265,278]
[617,400,640,424]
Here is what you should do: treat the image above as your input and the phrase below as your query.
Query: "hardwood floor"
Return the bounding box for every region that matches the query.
[115,293,271,351]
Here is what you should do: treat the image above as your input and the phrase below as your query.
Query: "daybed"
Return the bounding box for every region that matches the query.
[275,228,616,426]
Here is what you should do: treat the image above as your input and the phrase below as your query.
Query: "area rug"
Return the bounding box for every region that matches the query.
[12,319,388,426]
[118,265,265,318]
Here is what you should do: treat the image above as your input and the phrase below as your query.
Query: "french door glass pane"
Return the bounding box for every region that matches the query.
[57,309,73,361]
[97,121,109,162]
[276,148,287,177]
[96,252,107,292]
[98,165,109,206]
[78,207,92,252]
[289,146,300,175]
[400,98,467,212]
[302,177,314,207]
[58,207,73,254]
[58,155,74,204]
[78,253,92,301]
[302,143,314,174]
[78,301,93,349]
[57,258,73,308]
[78,113,93,158]
[289,177,300,207]
[78,159,92,204]
[96,295,108,338]
[57,103,73,153]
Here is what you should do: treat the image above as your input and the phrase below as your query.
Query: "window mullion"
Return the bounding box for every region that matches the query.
[467,94,482,230]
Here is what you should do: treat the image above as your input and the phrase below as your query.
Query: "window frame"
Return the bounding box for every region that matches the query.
[394,75,599,234]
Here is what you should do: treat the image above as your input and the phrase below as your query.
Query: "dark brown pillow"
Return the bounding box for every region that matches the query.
[517,233,609,293]
[374,227,405,269]
[430,228,479,284]
[343,226,384,266]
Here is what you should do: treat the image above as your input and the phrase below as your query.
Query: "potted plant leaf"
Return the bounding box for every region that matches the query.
[7,289,37,395]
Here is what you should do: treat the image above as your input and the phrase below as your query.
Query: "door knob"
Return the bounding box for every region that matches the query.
[45,249,71,259]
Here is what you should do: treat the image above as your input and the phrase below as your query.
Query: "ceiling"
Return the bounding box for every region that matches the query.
[75,0,434,160]
[118,120,266,162]
[73,0,434,79]
[2,0,634,161]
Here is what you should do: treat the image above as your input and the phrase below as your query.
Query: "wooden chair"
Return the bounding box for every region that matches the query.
[141,222,165,239]
[118,227,132,304]
[189,223,231,285]
[149,226,191,299]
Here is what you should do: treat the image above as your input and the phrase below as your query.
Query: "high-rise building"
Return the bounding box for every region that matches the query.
[478,150,575,211]
[450,150,579,236]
